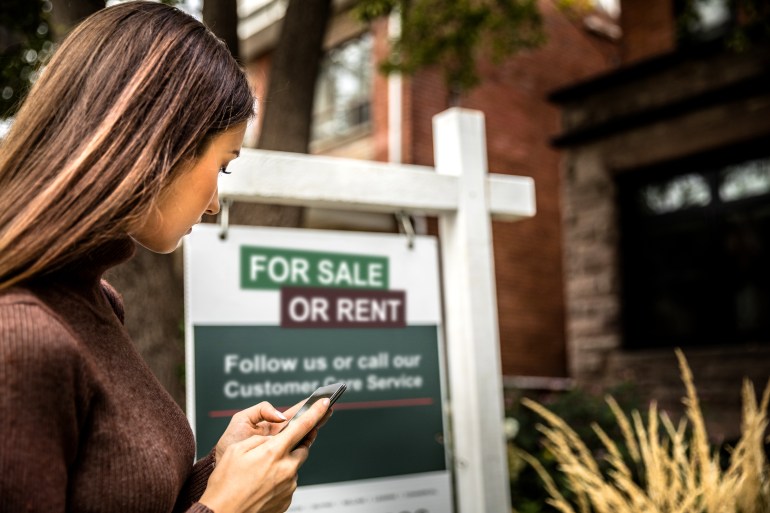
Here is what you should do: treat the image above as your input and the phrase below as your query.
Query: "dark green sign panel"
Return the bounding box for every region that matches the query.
[194,325,446,485]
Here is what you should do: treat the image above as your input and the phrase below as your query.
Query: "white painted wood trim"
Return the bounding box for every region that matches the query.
[221,149,536,220]
[434,108,512,513]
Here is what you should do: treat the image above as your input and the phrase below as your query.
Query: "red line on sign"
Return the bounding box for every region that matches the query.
[208,397,434,418]
[332,397,434,410]
[209,409,240,418]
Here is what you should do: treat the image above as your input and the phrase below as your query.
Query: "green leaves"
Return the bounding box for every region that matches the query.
[0,0,187,119]
[0,0,53,118]
[354,0,545,96]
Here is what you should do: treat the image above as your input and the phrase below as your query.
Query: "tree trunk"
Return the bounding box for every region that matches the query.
[229,0,333,227]
[202,0,239,61]
[49,0,104,41]
[257,0,332,153]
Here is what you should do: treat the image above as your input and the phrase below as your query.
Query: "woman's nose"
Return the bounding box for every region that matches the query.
[206,189,220,216]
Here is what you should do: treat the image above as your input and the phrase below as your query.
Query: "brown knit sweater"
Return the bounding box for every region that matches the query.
[0,239,214,512]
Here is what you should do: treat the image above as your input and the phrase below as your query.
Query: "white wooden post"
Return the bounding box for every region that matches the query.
[218,107,535,512]
[434,109,511,513]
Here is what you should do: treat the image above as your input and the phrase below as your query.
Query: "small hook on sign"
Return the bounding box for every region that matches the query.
[396,211,415,250]
[218,198,232,241]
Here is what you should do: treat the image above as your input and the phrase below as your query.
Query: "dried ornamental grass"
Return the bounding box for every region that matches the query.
[518,349,770,513]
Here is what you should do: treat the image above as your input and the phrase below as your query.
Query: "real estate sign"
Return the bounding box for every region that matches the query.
[185,224,453,513]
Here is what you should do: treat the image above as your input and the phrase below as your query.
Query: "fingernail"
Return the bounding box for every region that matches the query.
[276,410,287,421]
[322,398,330,407]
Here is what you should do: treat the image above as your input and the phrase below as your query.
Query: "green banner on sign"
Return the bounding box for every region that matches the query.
[240,246,389,290]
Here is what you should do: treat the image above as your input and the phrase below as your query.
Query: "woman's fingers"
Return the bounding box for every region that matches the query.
[282,398,308,420]
[316,408,333,428]
[287,442,312,468]
[236,400,325,457]
[274,398,329,454]
[215,404,279,462]
[236,401,287,426]
[235,434,272,454]
[293,427,319,451]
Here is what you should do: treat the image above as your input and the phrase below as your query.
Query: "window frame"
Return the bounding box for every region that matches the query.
[311,31,374,147]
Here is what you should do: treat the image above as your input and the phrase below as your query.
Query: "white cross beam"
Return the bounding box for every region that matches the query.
[221,108,536,513]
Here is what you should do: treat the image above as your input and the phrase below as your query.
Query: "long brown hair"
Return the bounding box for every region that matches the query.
[0,1,254,289]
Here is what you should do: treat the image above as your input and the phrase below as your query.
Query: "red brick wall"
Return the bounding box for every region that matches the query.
[620,0,676,63]
[405,0,618,377]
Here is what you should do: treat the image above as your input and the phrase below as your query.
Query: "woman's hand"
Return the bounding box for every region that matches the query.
[215,399,333,463]
[199,398,330,513]
[215,402,288,464]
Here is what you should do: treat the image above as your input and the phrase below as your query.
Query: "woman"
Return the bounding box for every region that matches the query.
[0,2,328,512]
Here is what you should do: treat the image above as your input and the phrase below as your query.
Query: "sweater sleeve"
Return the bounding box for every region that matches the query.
[0,300,90,512]
[174,449,217,513]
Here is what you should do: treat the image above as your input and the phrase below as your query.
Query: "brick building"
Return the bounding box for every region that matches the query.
[240,0,619,380]
[550,0,770,439]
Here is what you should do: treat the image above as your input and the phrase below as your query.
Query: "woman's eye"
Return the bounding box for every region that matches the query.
[219,166,231,175]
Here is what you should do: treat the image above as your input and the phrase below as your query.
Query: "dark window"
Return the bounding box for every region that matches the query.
[617,145,770,350]
[311,33,373,144]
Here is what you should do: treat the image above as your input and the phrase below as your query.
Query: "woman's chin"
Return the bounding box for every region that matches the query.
[129,235,183,254]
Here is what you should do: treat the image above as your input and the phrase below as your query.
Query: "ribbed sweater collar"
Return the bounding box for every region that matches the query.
[30,237,137,302]
[73,236,137,283]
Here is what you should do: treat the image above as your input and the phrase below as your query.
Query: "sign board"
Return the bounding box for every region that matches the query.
[185,224,453,512]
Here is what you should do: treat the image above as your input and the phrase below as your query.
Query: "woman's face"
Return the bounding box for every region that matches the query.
[130,123,247,253]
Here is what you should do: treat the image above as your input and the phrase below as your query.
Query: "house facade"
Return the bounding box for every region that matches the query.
[550,0,770,439]
[238,0,619,381]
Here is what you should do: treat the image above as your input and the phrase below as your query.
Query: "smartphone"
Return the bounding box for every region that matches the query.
[285,382,347,431]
